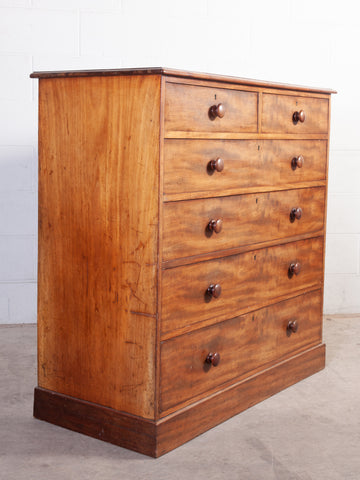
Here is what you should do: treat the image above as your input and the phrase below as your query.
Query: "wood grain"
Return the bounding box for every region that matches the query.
[163,187,325,261]
[37,75,160,418]
[160,290,322,412]
[161,237,323,336]
[262,93,329,134]
[164,82,258,134]
[163,139,327,198]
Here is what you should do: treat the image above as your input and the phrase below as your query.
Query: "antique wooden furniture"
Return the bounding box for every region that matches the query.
[30,68,335,457]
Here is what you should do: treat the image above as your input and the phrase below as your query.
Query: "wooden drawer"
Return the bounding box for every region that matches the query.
[160,290,322,412]
[163,139,327,199]
[161,237,323,336]
[164,82,258,135]
[262,93,329,134]
[163,187,325,261]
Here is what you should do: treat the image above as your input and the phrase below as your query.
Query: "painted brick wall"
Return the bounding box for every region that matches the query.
[0,0,358,322]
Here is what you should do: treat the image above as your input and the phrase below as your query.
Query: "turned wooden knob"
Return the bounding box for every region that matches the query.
[208,218,223,233]
[291,155,304,169]
[205,352,220,366]
[289,262,301,276]
[293,110,305,123]
[209,157,224,172]
[290,207,302,221]
[287,320,298,335]
[206,283,222,298]
[209,103,225,119]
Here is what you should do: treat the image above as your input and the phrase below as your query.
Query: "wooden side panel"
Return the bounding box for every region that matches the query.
[37,75,161,419]
[163,187,325,261]
[161,237,323,336]
[262,94,329,134]
[164,82,258,134]
[163,139,327,199]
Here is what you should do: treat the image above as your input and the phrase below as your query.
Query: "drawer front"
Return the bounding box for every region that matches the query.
[162,237,323,336]
[163,187,325,261]
[160,290,322,412]
[163,139,327,198]
[262,94,329,134]
[164,83,258,134]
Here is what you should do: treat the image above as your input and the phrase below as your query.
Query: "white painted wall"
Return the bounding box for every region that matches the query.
[0,0,358,323]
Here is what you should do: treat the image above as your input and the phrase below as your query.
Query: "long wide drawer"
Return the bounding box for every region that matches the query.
[261,93,329,134]
[161,237,323,336]
[163,187,325,261]
[160,290,323,413]
[164,82,258,135]
[163,139,327,199]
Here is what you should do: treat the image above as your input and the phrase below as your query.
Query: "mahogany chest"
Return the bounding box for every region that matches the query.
[31,68,335,457]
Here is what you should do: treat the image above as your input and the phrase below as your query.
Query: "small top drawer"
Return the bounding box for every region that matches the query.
[261,93,329,134]
[164,82,258,135]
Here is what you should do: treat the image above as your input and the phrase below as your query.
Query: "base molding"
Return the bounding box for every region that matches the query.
[34,344,325,457]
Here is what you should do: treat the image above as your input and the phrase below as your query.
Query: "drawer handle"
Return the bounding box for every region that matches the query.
[206,283,222,298]
[291,155,304,170]
[289,262,301,277]
[208,218,223,233]
[293,109,305,123]
[287,320,298,336]
[209,157,224,172]
[290,207,302,222]
[205,352,220,367]
[209,103,225,120]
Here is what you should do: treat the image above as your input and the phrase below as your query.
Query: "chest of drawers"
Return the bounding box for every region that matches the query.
[31,68,335,457]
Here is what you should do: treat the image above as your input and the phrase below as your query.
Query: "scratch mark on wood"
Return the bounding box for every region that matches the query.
[130,311,156,318]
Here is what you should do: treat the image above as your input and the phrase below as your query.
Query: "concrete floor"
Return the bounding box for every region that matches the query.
[1,317,359,480]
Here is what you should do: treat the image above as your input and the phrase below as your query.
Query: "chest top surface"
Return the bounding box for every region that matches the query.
[30,66,336,95]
